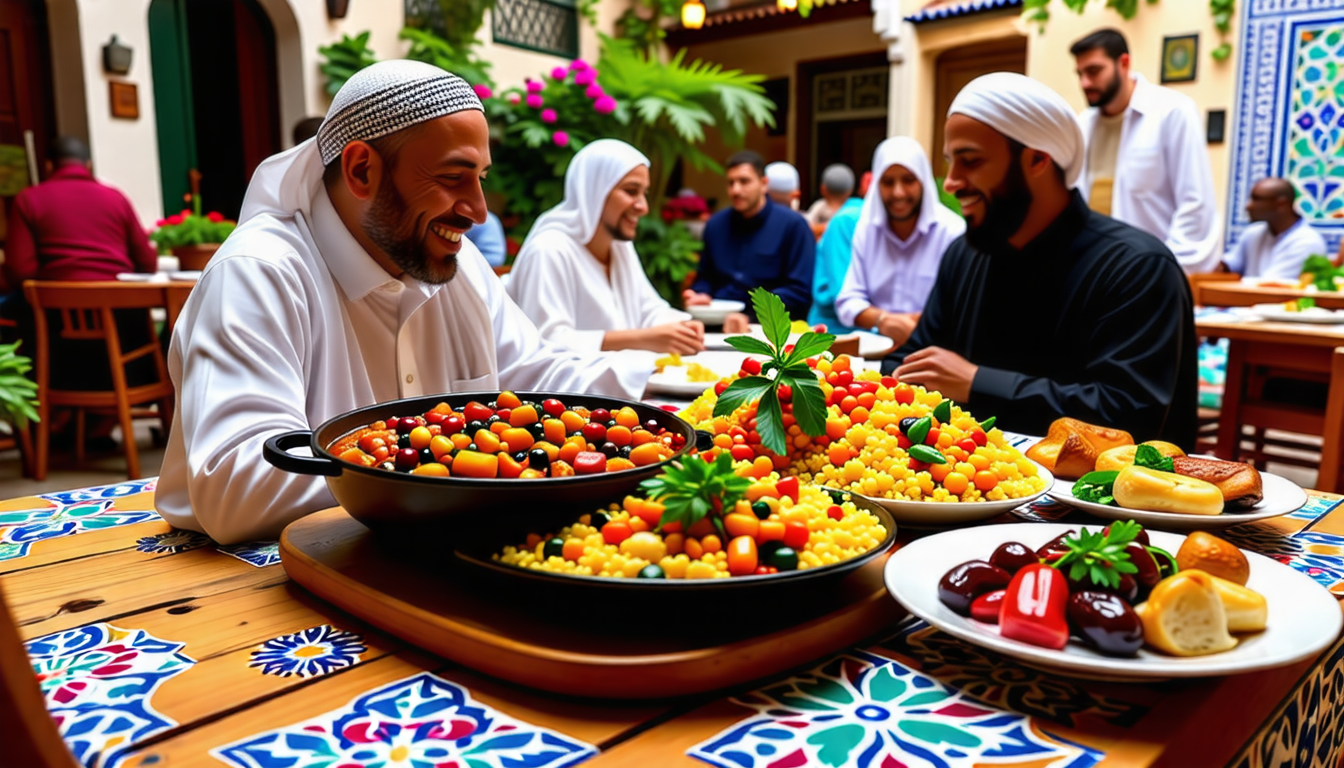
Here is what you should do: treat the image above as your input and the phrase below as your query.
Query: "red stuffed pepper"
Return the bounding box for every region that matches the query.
[999,562,1070,650]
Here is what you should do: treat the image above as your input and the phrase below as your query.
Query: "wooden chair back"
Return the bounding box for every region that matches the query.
[1188,271,1240,306]
[0,582,76,767]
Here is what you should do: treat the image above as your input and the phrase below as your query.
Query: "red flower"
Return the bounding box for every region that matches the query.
[180,209,192,218]
[166,215,184,226]
[505,237,520,257]
[206,212,224,223]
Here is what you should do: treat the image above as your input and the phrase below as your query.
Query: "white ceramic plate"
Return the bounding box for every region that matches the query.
[847,461,1054,528]
[1249,303,1344,324]
[115,272,168,283]
[645,351,748,397]
[169,270,203,281]
[885,523,1342,680]
[685,299,746,325]
[1046,471,1307,531]
[704,328,892,358]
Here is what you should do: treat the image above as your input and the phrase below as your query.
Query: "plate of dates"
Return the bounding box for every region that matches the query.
[884,522,1340,680]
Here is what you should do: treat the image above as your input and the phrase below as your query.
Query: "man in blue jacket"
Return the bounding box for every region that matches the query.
[683,150,816,323]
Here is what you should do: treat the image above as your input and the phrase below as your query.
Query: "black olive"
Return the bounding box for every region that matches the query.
[1035,530,1078,562]
[590,511,610,529]
[618,446,632,459]
[466,420,486,434]
[767,546,799,571]
[1067,591,1144,656]
[600,442,619,458]
[466,443,478,452]
[528,448,550,470]
[487,415,500,425]
[397,434,411,450]
[899,417,918,434]
[989,542,1038,574]
[527,421,546,439]
[523,400,539,410]
[643,419,659,432]
[512,451,528,463]
[1126,543,1162,590]
[638,564,665,579]
[758,540,784,561]
[542,537,565,559]
[751,500,772,520]
[695,430,714,451]
[938,560,1012,616]
[486,400,498,410]
[418,448,435,465]
[605,419,618,429]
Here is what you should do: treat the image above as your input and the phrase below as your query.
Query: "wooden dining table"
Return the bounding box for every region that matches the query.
[4,476,1344,768]
[1196,281,1344,311]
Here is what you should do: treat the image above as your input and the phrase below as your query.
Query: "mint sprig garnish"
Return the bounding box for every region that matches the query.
[712,287,834,456]
[1049,520,1141,590]
[640,453,752,536]
[1133,444,1174,473]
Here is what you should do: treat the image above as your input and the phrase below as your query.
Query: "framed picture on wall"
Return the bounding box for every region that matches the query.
[109,81,139,120]
[1161,34,1199,84]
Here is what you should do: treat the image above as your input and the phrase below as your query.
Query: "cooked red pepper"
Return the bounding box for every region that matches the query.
[573,451,607,475]
[776,476,800,503]
[970,589,1006,624]
[999,563,1070,650]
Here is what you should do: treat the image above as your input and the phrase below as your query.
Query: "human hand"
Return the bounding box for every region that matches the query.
[722,312,751,334]
[682,289,712,306]
[647,321,707,354]
[894,346,977,402]
[878,312,921,346]
[683,320,706,340]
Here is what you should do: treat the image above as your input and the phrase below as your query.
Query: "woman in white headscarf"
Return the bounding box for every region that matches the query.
[508,139,705,354]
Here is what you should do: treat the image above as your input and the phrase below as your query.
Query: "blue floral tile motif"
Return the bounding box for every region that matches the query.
[1231,636,1344,768]
[217,540,281,568]
[248,625,367,678]
[0,498,160,562]
[38,478,157,505]
[1221,526,1344,596]
[136,529,211,555]
[212,672,597,768]
[689,651,1104,768]
[1289,495,1341,523]
[27,623,194,768]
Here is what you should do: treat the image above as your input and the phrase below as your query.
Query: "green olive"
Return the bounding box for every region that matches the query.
[542,537,564,559]
[638,564,665,579]
[750,500,771,520]
[767,546,799,571]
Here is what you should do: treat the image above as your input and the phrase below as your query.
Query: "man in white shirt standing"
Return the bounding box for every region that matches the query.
[1072,28,1221,273]
[156,61,653,545]
[1224,177,1327,280]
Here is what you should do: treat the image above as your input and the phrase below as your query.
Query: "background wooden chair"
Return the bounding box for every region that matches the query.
[1189,271,1241,306]
[0,581,77,767]
[23,281,175,481]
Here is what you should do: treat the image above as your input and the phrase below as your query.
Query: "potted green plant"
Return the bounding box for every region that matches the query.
[0,341,40,430]
[150,191,237,271]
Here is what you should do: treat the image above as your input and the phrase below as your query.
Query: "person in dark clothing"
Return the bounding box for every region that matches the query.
[683,150,816,326]
[882,73,1197,448]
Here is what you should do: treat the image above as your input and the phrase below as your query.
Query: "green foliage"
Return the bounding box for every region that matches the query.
[1210,0,1235,32]
[616,0,682,53]
[1023,0,1231,60]
[318,32,378,95]
[639,452,751,535]
[431,0,495,51]
[0,342,39,429]
[150,194,235,253]
[401,27,493,88]
[635,217,701,307]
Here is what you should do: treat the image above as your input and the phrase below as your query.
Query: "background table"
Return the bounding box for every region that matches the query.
[3,479,1343,768]
[1196,281,1344,311]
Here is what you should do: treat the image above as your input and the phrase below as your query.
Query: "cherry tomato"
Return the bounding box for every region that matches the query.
[394,447,419,470]
[836,370,853,387]
[957,438,978,454]
[424,411,446,425]
[573,451,607,475]
[777,384,792,403]
[442,416,466,435]
[827,505,844,521]
[740,357,762,375]
[880,376,898,389]
[542,398,565,417]
[730,444,755,462]
[893,384,915,405]
[971,429,989,446]
[715,380,729,395]
[589,408,612,424]
[582,422,607,443]
[925,428,940,446]
[602,521,633,545]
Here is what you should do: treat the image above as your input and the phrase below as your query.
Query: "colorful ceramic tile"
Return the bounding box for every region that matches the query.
[1221,526,1344,595]
[689,650,1104,768]
[212,672,597,768]
[884,622,1151,728]
[0,498,161,562]
[38,478,158,506]
[248,625,366,678]
[135,529,211,555]
[27,623,194,768]
[1290,494,1342,524]
[217,540,281,568]
[1231,635,1344,768]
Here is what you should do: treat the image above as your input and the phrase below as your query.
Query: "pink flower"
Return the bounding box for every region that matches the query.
[206,211,224,223]
[594,95,617,115]
[166,214,184,226]
[508,93,521,105]
[541,108,558,124]
[473,83,493,99]
[155,219,167,227]
[573,70,594,87]
[525,79,544,94]
[569,59,589,71]
[526,93,544,109]
[180,209,192,218]
[550,66,568,81]
[585,83,604,99]
[552,130,570,147]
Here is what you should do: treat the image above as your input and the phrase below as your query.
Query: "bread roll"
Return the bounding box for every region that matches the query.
[1176,530,1250,585]
[1113,466,1224,516]
[1170,457,1264,510]
[1026,418,1135,479]
[1095,441,1187,472]
[1136,570,1238,656]
[1208,575,1267,633]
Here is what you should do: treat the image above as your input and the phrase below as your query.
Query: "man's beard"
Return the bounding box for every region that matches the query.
[886,193,922,225]
[1087,70,1123,108]
[363,180,462,284]
[962,154,1032,254]
[604,218,635,243]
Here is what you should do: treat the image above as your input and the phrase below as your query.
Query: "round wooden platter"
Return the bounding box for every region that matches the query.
[281,507,906,700]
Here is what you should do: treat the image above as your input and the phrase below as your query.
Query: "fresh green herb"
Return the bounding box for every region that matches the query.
[1072,470,1120,506]
[907,416,932,446]
[1302,254,1340,292]
[932,400,952,424]
[639,452,752,536]
[1049,520,1141,589]
[1298,297,1318,311]
[714,288,835,456]
[1133,444,1174,473]
[979,416,996,431]
[909,445,947,465]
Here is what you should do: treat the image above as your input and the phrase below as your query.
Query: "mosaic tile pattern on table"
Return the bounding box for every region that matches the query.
[0,477,162,562]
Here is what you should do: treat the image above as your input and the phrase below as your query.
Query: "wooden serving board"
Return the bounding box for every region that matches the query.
[281,507,906,699]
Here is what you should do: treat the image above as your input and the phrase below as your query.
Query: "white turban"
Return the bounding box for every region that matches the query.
[765,162,800,194]
[523,139,649,246]
[948,72,1085,188]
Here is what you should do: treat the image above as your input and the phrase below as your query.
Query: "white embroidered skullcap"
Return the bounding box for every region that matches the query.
[948,72,1085,188]
[317,60,483,166]
[765,162,800,193]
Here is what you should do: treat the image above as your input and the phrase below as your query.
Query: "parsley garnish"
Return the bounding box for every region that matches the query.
[639,453,752,536]
[1072,470,1119,506]
[1049,520,1141,589]
[712,288,834,456]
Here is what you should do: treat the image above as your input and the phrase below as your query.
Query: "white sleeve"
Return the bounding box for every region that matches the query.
[507,246,606,353]
[156,256,334,544]
[1163,102,1222,273]
[635,267,691,327]
[1223,233,1248,275]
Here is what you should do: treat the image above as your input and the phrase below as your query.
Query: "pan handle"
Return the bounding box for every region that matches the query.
[263,430,343,477]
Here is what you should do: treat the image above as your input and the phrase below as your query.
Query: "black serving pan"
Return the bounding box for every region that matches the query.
[450,489,898,601]
[262,391,695,532]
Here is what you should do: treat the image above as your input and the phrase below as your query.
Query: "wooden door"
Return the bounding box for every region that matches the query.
[0,0,52,243]
[931,37,1027,178]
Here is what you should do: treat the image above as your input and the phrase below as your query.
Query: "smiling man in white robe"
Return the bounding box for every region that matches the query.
[156,61,653,544]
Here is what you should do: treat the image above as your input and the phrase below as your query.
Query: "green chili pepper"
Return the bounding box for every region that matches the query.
[909,445,947,464]
[907,416,932,445]
[932,400,952,423]
[979,416,996,431]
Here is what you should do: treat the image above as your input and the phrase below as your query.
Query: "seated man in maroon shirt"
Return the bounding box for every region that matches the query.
[3,136,159,447]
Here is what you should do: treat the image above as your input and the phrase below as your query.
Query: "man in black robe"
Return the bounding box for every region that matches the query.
[882,72,1197,448]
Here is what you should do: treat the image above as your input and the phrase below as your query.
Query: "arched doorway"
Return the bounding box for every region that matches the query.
[148,0,280,219]
[0,0,55,242]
